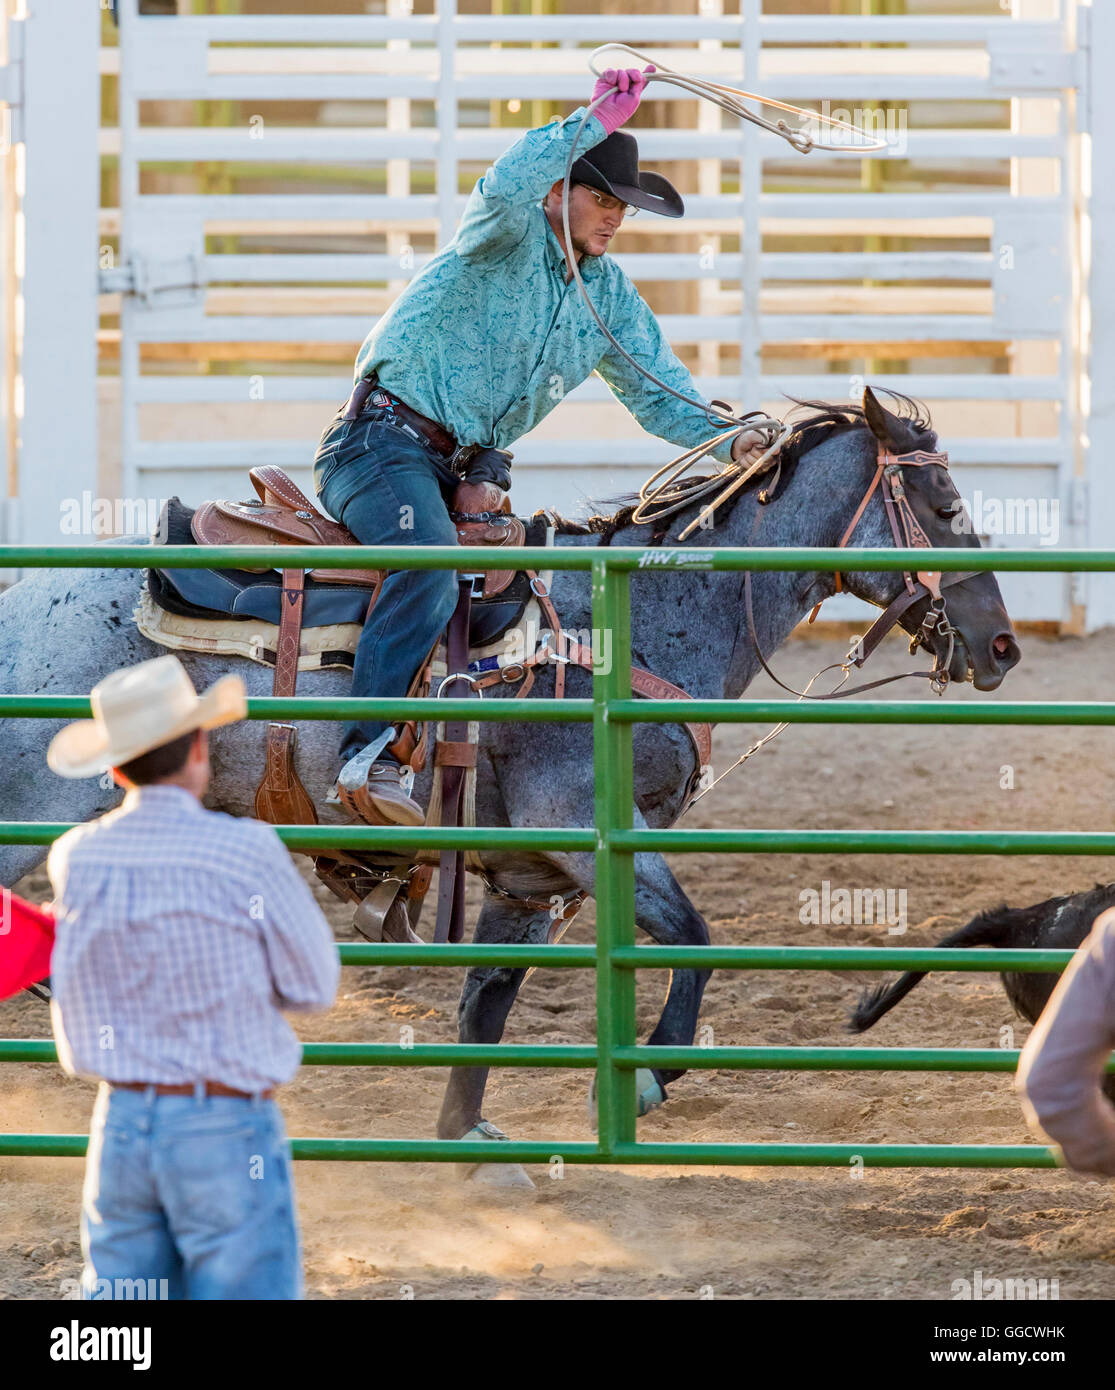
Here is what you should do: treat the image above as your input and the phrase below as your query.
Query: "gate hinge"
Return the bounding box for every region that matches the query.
[987,30,1083,95]
[98,252,205,307]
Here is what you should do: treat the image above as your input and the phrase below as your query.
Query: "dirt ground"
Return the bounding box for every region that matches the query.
[3,629,1115,1300]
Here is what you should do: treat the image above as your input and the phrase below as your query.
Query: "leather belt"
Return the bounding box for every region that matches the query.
[343,377,458,458]
[110,1080,275,1100]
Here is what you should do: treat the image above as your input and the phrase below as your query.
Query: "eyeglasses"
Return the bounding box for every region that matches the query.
[582,185,639,218]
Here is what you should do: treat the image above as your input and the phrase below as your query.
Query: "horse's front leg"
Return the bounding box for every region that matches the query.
[634,851,712,1089]
[550,835,712,1111]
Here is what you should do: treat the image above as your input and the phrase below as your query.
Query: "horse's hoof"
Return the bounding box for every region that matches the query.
[468,1162,535,1191]
[586,1068,667,1132]
[457,1120,536,1191]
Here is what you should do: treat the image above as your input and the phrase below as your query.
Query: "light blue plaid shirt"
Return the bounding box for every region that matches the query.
[355,108,735,465]
[47,785,339,1092]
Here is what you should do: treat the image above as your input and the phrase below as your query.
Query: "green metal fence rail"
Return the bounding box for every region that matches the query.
[2,542,1114,1170]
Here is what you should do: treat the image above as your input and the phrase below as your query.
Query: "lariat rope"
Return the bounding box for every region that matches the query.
[686,662,852,809]
[562,45,886,541]
[589,42,891,155]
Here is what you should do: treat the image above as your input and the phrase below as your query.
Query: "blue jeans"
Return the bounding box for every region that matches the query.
[81,1084,302,1301]
[313,407,461,761]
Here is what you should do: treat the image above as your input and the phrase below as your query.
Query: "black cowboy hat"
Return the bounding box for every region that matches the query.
[570,130,684,219]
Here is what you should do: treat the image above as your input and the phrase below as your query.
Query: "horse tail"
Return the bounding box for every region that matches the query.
[846,907,1016,1033]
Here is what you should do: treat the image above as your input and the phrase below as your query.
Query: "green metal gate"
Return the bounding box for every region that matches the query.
[2,540,1114,1169]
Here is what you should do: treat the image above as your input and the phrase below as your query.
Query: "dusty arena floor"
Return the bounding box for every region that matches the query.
[3,630,1115,1300]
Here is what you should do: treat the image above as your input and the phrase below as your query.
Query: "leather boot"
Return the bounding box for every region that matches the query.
[335,760,425,828]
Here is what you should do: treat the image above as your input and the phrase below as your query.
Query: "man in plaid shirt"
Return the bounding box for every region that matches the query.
[46,656,339,1301]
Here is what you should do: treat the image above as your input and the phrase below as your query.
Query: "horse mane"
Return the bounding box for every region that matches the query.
[536,389,935,543]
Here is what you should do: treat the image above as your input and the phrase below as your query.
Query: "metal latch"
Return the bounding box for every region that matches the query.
[98,252,205,307]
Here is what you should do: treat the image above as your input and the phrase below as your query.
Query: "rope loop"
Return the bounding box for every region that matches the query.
[589,42,890,154]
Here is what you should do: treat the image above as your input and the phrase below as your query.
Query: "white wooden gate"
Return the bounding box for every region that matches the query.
[94,2,1104,624]
[0,0,100,553]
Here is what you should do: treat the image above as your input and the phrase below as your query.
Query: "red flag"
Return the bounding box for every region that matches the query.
[0,892,55,999]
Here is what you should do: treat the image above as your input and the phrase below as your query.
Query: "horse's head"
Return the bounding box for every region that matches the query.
[823,387,1021,691]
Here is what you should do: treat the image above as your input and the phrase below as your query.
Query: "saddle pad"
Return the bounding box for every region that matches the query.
[134,590,360,672]
[136,585,547,678]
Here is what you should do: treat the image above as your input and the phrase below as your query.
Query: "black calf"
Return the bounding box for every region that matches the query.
[849,882,1115,1097]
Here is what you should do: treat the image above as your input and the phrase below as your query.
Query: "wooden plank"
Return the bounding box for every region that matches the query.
[132,12,1056,46]
[197,251,994,284]
[96,335,1018,365]
[127,436,1069,472]
[98,125,1057,163]
[100,43,1000,80]
[99,284,994,318]
[125,373,1065,406]
[96,208,994,241]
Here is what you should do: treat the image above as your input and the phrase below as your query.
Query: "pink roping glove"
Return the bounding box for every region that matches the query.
[590,66,655,136]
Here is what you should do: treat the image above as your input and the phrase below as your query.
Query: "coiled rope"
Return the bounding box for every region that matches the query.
[562,44,885,539]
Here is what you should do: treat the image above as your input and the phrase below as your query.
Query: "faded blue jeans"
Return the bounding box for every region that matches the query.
[81,1083,302,1301]
[313,405,460,762]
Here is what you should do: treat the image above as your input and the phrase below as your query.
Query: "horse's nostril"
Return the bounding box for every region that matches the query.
[991,633,1018,662]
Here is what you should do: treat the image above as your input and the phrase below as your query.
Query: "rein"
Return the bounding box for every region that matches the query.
[687,440,979,807]
[742,440,980,702]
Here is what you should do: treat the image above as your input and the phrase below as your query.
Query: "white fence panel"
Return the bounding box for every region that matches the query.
[1,0,100,548]
[102,1,1095,626]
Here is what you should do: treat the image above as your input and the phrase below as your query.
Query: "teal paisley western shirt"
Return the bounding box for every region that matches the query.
[354,108,734,465]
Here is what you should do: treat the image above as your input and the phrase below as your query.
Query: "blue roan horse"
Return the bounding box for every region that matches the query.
[0,388,1020,1182]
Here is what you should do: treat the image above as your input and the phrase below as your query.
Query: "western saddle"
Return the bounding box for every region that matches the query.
[184,464,711,945]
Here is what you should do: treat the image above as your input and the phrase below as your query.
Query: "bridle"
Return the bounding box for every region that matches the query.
[743,439,980,701]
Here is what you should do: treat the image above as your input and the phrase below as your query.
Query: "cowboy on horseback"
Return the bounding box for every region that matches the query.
[314,65,767,828]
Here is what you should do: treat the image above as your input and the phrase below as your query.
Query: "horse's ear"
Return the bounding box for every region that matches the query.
[861,385,893,444]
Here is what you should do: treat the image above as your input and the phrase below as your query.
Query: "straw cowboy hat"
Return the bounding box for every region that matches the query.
[48,655,247,780]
